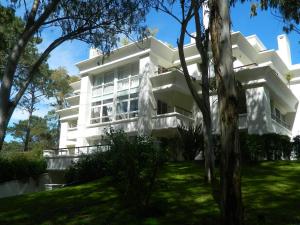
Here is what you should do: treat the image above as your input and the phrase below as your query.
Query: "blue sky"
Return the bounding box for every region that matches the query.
[38,1,300,77]
[5,1,300,141]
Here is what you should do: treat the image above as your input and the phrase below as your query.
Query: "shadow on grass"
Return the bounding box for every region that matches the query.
[242,161,300,225]
[0,161,299,225]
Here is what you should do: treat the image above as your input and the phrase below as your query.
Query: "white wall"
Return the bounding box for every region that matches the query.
[246,86,269,134]
[291,83,300,136]
[76,76,92,146]
[138,55,156,135]
[59,122,68,148]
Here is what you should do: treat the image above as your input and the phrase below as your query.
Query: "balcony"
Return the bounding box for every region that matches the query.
[65,93,80,106]
[271,113,292,137]
[56,105,79,120]
[152,106,194,130]
[150,70,191,95]
[43,145,110,170]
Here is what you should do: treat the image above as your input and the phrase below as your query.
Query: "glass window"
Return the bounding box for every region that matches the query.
[104,72,114,84]
[118,66,130,80]
[92,100,102,106]
[91,107,100,118]
[103,98,113,104]
[117,101,128,114]
[93,76,103,86]
[117,95,128,101]
[102,105,113,117]
[157,100,168,115]
[91,118,100,124]
[130,99,138,112]
[132,63,139,76]
[130,93,138,98]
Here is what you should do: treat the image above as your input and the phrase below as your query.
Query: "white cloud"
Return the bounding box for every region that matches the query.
[38,30,89,75]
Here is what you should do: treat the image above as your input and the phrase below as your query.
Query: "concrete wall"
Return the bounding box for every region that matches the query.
[0,173,50,199]
[290,83,300,136]
[246,86,268,134]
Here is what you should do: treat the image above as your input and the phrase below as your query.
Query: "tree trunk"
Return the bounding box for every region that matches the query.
[23,86,36,152]
[0,108,9,151]
[209,0,243,224]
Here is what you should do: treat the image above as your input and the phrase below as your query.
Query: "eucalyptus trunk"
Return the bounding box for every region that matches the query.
[209,0,243,224]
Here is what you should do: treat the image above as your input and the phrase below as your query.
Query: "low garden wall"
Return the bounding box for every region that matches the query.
[0,173,50,199]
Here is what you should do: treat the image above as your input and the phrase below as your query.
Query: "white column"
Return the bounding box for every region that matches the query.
[290,83,300,136]
[246,86,269,134]
[76,76,91,147]
[138,55,156,136]
[59,122,68,148]
[277,34,292,66]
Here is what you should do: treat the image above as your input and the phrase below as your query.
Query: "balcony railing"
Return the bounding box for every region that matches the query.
[43,144,110,157]
[156,106,192,118]
[271,113,291,130]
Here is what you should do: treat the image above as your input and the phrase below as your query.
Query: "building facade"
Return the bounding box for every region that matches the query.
[48,32,300,156]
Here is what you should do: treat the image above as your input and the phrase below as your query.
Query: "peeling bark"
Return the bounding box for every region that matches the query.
[209,0,243,224]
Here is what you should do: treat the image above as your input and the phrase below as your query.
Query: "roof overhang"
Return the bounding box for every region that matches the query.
[236,66,298,112]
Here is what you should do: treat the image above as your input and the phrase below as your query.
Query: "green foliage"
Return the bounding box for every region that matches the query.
[177,124,203,160]
[49,68,79,109]
[241,133,292,161]
[7,116,55,150]
[66,129,166,212]
[1,161,300,225]
[105,129,166,211]
[293,135,300,159]
[65,151,107,183]
[0,150,46,182]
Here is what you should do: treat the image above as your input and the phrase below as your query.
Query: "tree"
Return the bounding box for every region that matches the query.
[209,0,243,224]
[49,68,79,110]
[8,116,54,151]
[156,0,216,184]
[18,58,51,152]
[0,0,153,150]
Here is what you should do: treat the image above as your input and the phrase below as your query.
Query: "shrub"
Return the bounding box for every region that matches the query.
[65,129,167,212]
[0,150,46,183]
[104,129,167,211]
[241,133,292,161]
[292,135,300,159]
[65,151,107,183]
[177,124,203,160]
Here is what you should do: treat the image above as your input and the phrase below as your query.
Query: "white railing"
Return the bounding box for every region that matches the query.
[271,113,291,130]
[43,145,110,157]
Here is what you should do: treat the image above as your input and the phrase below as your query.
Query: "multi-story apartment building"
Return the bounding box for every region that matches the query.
[44,32,300,160]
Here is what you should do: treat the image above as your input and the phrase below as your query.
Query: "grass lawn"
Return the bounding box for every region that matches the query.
[0,161,300,225]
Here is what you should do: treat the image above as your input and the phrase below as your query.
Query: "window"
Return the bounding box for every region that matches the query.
[116,93,139,120]
[157,100,168,115]
[90,63,140,124]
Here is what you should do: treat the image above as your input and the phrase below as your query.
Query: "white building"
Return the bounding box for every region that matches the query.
[45,32,300,159]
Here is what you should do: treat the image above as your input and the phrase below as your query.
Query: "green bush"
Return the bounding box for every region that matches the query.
[177,124,203,160]
[0,150,47,183]
[241,133,292,161]
[293,135,300,159]
[65,151,107,183]
[105,130,166,211]
[65,129,167,212]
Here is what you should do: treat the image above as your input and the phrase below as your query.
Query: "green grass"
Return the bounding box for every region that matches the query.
[0,161,300,225]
